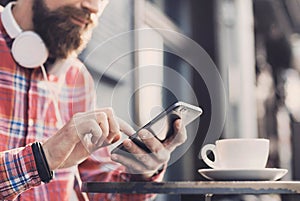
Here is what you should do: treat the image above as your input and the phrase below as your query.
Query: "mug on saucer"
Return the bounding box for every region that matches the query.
[200,138,269,169]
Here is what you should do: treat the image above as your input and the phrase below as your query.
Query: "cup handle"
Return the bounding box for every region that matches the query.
[201,144,218,169]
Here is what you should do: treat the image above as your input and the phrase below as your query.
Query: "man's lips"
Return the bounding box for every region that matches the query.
[71,16,90,27]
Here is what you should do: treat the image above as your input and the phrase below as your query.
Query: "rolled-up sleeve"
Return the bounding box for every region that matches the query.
[0,144,41,200]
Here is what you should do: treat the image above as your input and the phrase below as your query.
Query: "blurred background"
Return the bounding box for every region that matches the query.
[2,0,300,200]
[79,0,300,200]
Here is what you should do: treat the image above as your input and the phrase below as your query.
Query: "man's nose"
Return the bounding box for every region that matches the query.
[81,0,101,14]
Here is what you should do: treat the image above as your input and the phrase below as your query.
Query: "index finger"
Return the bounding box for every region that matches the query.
[84,108,121,142]
[102,108,120,134]
[117,118,136,136]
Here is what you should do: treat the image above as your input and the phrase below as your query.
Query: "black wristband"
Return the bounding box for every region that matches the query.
[31,142,53,183]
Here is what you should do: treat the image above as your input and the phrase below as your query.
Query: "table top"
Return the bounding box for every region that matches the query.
[82,181,300,195]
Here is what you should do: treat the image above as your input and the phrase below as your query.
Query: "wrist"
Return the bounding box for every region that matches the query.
[31,142,54,183]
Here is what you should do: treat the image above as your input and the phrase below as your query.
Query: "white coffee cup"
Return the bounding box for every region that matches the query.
[201,138,269,169]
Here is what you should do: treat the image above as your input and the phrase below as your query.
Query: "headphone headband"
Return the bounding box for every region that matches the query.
[1,2,49,68]
[2,2,22,38]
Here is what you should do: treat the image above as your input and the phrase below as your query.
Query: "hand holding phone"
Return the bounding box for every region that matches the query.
[111,101,203,155]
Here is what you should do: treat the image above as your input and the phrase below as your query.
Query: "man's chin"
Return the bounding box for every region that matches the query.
[75,30,93,55]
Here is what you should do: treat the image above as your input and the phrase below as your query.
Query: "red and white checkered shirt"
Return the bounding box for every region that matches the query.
[0,14,162,201]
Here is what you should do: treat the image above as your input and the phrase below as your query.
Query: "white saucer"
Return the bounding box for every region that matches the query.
[198,168,288,181]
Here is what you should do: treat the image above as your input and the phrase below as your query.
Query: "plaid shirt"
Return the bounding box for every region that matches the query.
[0,14,162,201]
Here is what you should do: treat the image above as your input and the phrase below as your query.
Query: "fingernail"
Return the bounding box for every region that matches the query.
[140,130,151,139]
[124,140,132,149]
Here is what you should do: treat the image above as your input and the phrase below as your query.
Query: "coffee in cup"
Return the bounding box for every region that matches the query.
[201,138,269,169]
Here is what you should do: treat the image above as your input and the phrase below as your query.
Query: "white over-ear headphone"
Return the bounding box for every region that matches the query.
[1,2,48,68]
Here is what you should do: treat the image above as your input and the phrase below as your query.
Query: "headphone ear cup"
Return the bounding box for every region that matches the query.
[2,2,49,68]
[11,31,49,68]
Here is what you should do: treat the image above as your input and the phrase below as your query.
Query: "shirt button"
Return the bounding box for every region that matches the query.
[28,119,34,126]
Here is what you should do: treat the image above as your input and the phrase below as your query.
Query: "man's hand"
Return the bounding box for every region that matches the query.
[111,119,187,179]
[42,108,121,170]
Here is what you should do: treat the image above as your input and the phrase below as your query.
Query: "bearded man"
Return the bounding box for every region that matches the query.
[0,0,187,200]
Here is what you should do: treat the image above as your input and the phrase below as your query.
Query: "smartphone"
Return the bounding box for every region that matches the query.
[111,101,203,155]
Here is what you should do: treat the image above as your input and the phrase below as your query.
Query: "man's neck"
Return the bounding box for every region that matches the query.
[12,1,34,31]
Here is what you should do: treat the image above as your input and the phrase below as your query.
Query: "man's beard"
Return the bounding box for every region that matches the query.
[32,0,96,60]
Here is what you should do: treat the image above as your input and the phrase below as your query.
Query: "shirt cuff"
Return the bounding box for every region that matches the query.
[20,144,42,186]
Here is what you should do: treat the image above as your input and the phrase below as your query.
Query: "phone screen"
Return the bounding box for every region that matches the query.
[138,111,180,141]
[144,103,202,141]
